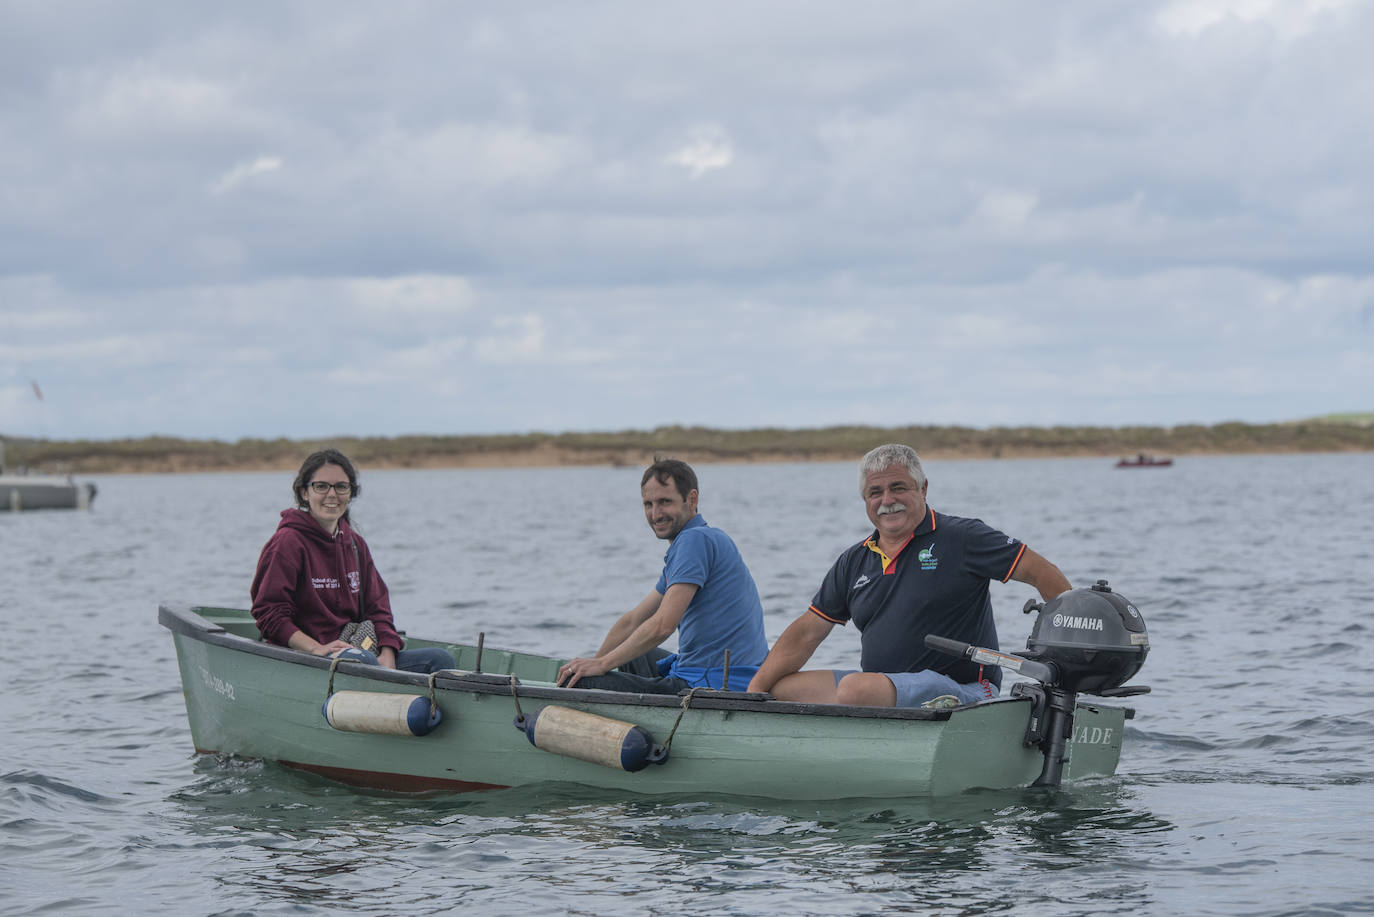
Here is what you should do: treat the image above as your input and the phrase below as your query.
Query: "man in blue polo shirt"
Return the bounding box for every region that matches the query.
[557,458,768,693]
[747,443,1071,707]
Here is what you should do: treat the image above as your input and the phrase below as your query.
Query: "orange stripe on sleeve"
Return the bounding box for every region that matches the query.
[809,605,845,625]
[1002,543,1028,583]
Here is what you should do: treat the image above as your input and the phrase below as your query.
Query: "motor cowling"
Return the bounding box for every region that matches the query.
[1022,580,1149,694]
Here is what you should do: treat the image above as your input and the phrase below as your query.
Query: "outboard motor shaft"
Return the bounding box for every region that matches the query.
[925,579,1150,787]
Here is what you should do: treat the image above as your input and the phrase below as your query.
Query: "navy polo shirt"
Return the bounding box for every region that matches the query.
[809,508,1027,687]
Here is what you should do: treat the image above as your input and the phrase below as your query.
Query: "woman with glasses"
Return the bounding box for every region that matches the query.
[249,448,454,673]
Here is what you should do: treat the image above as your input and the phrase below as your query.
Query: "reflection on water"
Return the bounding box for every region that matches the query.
[160,753,1180,913]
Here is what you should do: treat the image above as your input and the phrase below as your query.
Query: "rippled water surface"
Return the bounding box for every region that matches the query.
[4,454,1373,915]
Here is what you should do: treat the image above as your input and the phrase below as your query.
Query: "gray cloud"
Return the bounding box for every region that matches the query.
[2,0,1371,440]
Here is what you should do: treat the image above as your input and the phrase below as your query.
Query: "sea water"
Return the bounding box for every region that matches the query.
[3,453,1373,915]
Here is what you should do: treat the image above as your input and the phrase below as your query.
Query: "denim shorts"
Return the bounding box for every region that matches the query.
[833,669,999,708]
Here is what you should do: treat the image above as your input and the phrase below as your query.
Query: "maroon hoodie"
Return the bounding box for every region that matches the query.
[250,508,402,653]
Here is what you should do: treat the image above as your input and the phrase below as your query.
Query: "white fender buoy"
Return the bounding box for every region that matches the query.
[322,691,442,736]
[514,705,666,771]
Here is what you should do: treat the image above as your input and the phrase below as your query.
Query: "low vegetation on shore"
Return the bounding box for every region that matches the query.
[4,415,1373,474]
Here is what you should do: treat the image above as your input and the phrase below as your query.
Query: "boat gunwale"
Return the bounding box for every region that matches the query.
[159,602,980,722]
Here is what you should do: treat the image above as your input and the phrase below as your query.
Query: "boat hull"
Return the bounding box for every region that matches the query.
[1,476,97,510]
[162,604,1133,799]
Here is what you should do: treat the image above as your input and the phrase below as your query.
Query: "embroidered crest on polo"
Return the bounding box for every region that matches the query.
[919,543,939,571]
[853,574,871,589]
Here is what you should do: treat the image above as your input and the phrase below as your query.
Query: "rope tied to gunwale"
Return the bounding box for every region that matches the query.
[653,686,705,759]
[324,654,439,710]
[509,674,524,721]
[326,654,343,700]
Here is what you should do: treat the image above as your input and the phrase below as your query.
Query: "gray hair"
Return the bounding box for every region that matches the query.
[858,444,926,494]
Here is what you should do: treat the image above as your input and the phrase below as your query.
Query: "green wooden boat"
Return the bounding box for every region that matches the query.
[160,594,1146,800]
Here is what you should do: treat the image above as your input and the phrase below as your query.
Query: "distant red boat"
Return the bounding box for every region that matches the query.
[1115,454,1173,468]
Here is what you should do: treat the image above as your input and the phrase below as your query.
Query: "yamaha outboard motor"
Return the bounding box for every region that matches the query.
[925,579,1150,787]
[1021,579,1149,694]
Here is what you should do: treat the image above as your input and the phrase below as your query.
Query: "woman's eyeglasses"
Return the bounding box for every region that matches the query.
[308,481,353,496]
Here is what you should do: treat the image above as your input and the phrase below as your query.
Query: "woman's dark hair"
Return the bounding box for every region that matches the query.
[640,456,698,501]
[292,448,360,523]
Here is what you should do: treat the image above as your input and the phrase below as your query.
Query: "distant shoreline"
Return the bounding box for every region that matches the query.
[4,418,1372,474]
[24,444,1374,476]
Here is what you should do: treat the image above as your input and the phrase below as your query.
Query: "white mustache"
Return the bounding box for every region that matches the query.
[876,503,905,515]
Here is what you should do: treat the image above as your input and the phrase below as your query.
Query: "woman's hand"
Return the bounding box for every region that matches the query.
[557,656,610,688]
[315,639,353,657]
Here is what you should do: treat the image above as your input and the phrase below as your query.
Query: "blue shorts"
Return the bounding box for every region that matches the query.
[834,669,999,708]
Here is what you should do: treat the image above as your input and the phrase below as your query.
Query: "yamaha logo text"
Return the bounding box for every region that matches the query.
[1052,613,1104,631]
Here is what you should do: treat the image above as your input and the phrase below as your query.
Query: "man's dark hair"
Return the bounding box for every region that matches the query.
[641,456,698,500]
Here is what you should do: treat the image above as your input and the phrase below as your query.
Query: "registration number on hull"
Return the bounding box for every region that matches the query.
[199,665,236,701]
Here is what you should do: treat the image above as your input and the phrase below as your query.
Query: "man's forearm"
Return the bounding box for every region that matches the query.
[1015,548,1071,600]
[599,616,677,672]
[600,584,695,670]
[595,591,664,657]
[595,612,642,657]
[748,613,831,692]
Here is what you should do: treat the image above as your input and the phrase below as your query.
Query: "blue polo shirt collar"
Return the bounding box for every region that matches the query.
[666,513,707,551]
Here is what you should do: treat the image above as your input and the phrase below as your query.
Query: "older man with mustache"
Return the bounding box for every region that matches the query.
[748,443,1071,707]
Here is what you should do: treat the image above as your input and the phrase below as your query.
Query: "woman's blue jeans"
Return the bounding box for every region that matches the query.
[335,646,456,674]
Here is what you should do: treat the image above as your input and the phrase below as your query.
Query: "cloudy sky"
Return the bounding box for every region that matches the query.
[2,1,1371,442]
